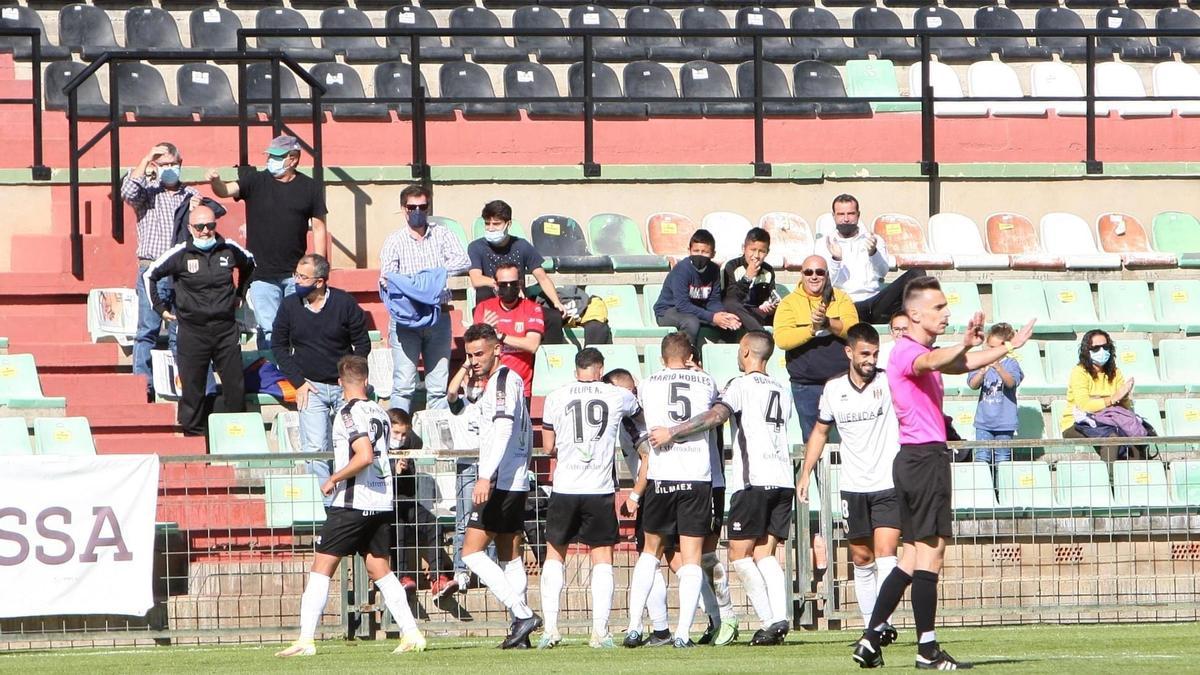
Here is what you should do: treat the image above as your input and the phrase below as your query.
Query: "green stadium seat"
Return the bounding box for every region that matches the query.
[996,461,1054,510]
[952,462,1000,511]
[33,417,96,456]
[1114,339,1181,393]
[368,329,382,343]
[1164,398,1200,449]
[940,281,983,333]
[1097,281,1178,333]
[944,400,977,441]
[275,410,300,453]
[845,59,920,113]
[701,343,742,390]
[1043,280,1121,332]
[642,283,664,332]
[1014,400,1046,460]
[1170,459,1200,506]
[585,284,670,339]
[593,344,642,380]
[208,412,274,466]
[533,344,579,397]
[1157,339,1200,393]
[1153,280,1200,333]
[991,280,1072,333]
[942,370,968,396]
[430,216,469,251]
[1010,342,1061,395]
[264,475,327,527]
[643,343,663,377]
[1053,459,1114,510]
[587,213,669,271]
[0,354,67,408]
[1043,341,1080,388]
[1151,211,1200,267]
[0,417,33,455]
[1112,460,1172,509]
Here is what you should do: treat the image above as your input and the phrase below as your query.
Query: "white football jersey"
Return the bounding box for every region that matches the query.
[721,371,795,492]
[543,381,641,494]
[639,368,720,483]
[477,366,534,492]
[817,371,901,493]
[331,398,394,511]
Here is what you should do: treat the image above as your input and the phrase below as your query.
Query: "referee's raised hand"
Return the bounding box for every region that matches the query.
[1010,318,1037,349]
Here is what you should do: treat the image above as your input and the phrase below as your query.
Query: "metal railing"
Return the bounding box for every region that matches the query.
[0,28,48,179]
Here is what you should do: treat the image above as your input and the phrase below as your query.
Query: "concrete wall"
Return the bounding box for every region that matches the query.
[0,185,54,271]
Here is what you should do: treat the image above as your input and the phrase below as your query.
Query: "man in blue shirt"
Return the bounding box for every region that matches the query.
[967,323,1024,464]
[653,229,742,348]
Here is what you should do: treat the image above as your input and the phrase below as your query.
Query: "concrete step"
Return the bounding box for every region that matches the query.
[11,340,121,370]
[160,462,237,491]
[0,309,90,343]
[41,372,148,405]
[95,431,206,457]
[158,493,267,531]
[69,401,177,430]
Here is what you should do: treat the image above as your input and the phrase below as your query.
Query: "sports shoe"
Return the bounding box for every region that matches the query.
[431,574,459,599]
[275,641,316,658]
[852,637,884,669]
[454,571,471,594]
[622,630,645,648]
[501,613,543,649]
[880,623,898,647]
[589,633,615,649]
[672,637,696,649]
[399,575,418,593]
[767,620,789,642]
[916,645,963,670]
[646,630,674,647]
[749,628,780,647]
[713,617,739,646]
[696,617,717,645]
[537,631,562,650]
[393,630,426,654]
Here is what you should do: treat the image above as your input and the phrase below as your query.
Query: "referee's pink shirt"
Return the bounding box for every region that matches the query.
[887,336,947,445]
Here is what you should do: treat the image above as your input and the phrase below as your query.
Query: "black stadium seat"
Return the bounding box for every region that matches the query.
[384,6,463,62]
[177,63,238,120]
[794,60,871,117]
[791,8,868,63]
[1129,0,1178,7]
[321,7,398,63]
[125,8,184,52]
[680,59,743,116]
[59,4,122,60]
[681,7,750,63]
[1066,0,1118,8]
[736,60,816,117]
[0,6,70,60]
[569,5,641,61]
[531,215,591,258]
[374,62,445,119]
[245,62,312,121]
[255,7,334,62]
[625,6,700,62]
[975,5,1054,60]
[1157,8,1200,59]
[439,61,520,118]
[735,7,808,62]
[449,6,525,63]
[1036,7,1114,61]
[44,61,108,118]
[624,60,701,116]
[514,5,582,63]
[853,6,921,63]
[504,62,577,118]
[914,7,989,63]
[568,61,646,118]
[1096,8,1172,61]
[190,7,242,52]
[311,63,390,121]
[114,62,191,119]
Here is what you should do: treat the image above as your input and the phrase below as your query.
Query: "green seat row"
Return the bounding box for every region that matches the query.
[0,416,96,456]
[0,354,67,408]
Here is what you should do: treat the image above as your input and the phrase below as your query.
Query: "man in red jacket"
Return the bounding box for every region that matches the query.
[473,262,544,404]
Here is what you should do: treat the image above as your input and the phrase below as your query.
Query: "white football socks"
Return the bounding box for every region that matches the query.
[591,563,614,637]
[625,553,660,633]
[674,564,703,641]
[756,555,787,624]
[853,562,879,627]
[375,573,418,634]
[647,570,669,632]
[732,557,772,628]
[540,559,564,634]
[463,551,532,619]
[298,571,331,642]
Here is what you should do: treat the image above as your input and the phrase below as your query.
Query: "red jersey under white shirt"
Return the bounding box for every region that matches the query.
[473,296,545,398]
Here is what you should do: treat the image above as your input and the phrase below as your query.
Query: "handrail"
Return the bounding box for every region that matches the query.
[0,27,47,179]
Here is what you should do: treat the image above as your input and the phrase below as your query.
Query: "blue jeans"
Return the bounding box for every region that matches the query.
[974,429,1014,464]
[791,382,825,442]
[389,313,451,413]
[298,381,343,454]
[134,261,177,390]
[248,276,296,352]
[452,460,495,575]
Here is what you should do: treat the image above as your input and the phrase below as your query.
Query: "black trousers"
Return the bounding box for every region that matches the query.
[854,267,927,325]
[722,297,774,332]
[394,499,454,578]
[176,319,244,435]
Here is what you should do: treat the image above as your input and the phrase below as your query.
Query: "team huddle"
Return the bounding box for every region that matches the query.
[276,277,1035,671]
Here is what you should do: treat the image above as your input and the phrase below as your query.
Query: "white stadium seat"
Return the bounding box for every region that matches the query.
[928,212,1010,269]
[1096,61,1171,117]
[1152,61,1200,117]
[907,61,988,117]
[1040,212,1123,270]
[703,211,754,264]
[967,60,1047,116]
[1030,61,1085,116]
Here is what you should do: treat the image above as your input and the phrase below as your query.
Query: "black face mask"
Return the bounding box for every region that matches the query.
[836,222,859,238]
[689,254,710,271]
[497,284,521,305]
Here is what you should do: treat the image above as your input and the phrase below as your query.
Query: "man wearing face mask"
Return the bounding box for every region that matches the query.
[208,135,329,352]
[472,263,545,405]
[653,229,742,349]
[143,206,256,436]
[816,194,925,325]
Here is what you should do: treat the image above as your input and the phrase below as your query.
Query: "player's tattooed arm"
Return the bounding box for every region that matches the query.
[649,403,732,448]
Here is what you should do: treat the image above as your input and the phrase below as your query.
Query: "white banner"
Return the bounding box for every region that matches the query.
[0,454,160,618]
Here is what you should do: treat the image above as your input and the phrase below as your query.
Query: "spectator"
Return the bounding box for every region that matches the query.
[379,185,470,413]
[878,311,910,370]
[721,227,781,332]
[208,135,328,351]
[653,229,742,347]
[472,262,545,403]
[389,408,458,597]
[468,200,569,343]
[815,194,926,325]
[272,253,371,455]
[143,205,255,436]
[967,323,1023,465]
[1062,330,1138,463]
[773,254,859,439]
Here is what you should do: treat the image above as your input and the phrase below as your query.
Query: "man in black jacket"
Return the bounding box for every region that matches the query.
[144,205,256,436]
[271,253,371,455]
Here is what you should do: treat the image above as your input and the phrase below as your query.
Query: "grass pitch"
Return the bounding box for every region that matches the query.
[3,622,1198,674]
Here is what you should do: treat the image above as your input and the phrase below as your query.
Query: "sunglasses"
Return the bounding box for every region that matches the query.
[801,268,827,277]
[404,203,429,212]
[190,222,217,232]
[497,281,521,289]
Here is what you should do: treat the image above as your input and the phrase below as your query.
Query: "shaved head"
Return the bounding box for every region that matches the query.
[742,330,774,361]
[189,204,215,225]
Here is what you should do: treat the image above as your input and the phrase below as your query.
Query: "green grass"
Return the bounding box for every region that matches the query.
[3,623,1200,674]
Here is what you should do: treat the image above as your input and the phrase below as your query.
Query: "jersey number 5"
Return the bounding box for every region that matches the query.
[668,382,692,423]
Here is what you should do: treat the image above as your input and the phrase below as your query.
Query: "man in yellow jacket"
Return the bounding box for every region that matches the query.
[773,255,860,440]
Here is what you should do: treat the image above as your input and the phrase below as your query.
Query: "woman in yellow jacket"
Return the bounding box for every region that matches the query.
[1061,329,1134,462]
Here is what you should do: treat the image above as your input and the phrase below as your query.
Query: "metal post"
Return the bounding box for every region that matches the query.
[1085,34,1102,174]
[30,36,49,180]
[582,34,600,177]
[237,34,248,167]
[311,71,324,194]
[108,61,123,244]
[410,34,428,182]
[270,54,282,137]
[753,35,770,176]
[68,89,82,279]
[919,33,940,216]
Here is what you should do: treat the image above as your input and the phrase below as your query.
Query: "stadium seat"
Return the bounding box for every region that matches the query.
[928,213,1007,268]
[735,7,806,63]
[791,8,867,63]
[700,344,742,389]
[321,7,397,63]
[1171,458,1200,506]
[794,61,871,116]
[586,284,669,338]
[845,59,919,113]
[642,282,665,332]
[505,61,574,118]
[513,5,579,63]
[759,212,815,270]
[587,213,667,270]
[1043,280,1117,332]
[680,61,744,117]
[992,280,1072,333]
[209,412,273,465]
[1096,8,1171,61]
[1036,7,1111,61]
[944,400,978,438]
[736,61,815,117]
[914,7,989,63]
[1115,339,1181,393]
[908,61,989,117]
[1011,342,1060,395]
[440,61,519,118]
[1165,398,1200,447]
[0,417,33,455]
[1054,459,1114,510]
[33,417,96,456]
[1157,339,1200,392]
[568,62,645,118]
[1153,280,1200,332]
[190,7,242,52]
[626,6,698,62]
[1096,62,1172,117]
[568,5,642,62]
[59,4,122,60]
[625,61,701,117]
[952,463,1000,511]
[112,63,191,120]
[384,5,463,62]
[1152,61,1200,117]
[125,7,184,52]
[643,342,664,377]
[872,213,950,268]
[255,8,334,62]
[311,63,390,121]
[534,345,579,397]
[264,475,326,527]
[704,211,754,262]
[682,7,749,63]
[1040,213,1123,270]
[967,61,1047,116]
[974,5,1054,61]
[1043,342,1082,392]
[274,410,300,454]
[1156,8,1200,60]
[996,461,1055,510]
[85,288,137,345]
[44,61,107,116]
[985,212,1064,269]
[1152,211,1200,267]
[0,5,69,60]
[1030,61,1086,116]
[245,63,311,120]
[1097,281,1177,332]
[531,214,593,260]
[374,61,433,118]
[814,212,839,240]
[645,212,698,257]
[449,6,524,63]
[938,281,983,332]
[177,64,238,120]
[852,7,920,63]
[1095,212,1178,267]
[597,344,643,380]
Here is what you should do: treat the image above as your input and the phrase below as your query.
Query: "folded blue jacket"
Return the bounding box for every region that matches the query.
[381,268,447,329]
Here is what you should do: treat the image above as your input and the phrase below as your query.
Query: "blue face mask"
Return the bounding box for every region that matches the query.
[295,282,319,298]
[193,236,217,251]
[1089,346,1111,366]
[158,166,180,186]
[266,156,288,177]
[407,209,429,230]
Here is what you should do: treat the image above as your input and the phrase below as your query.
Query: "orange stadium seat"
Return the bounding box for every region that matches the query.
[986,212,1066,270]
[872,214,951,269]
[645,212,698,258]
[1095,213,1178,268]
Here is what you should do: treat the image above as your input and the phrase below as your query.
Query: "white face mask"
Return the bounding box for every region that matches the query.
[484,228,509,245]
[266,156,288,177]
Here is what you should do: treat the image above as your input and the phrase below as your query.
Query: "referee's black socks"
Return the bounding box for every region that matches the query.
[912,570,940,658]
[863,568,912,645]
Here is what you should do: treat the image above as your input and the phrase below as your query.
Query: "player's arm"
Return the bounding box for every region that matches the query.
[541,428,556,458]
[796,420,832,502]
[321,435,374,496]
[621,437,652,517]
[648,402,732,448]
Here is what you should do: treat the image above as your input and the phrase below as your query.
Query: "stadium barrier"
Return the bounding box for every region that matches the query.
[0,27,47,178]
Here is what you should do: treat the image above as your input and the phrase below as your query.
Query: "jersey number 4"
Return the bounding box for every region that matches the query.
[565,399,610,459]
[765,390,786,432]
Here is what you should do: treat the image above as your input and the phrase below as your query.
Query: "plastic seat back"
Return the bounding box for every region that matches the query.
[1054,459,1114,509]
[759,212,814,270]
[190,7,241,51]
[59,4,119,52]
[0,418,33,456]
[125,7,183,50]
[645,212,698,257]
[33,417,96,456]
[997,461,1055,508]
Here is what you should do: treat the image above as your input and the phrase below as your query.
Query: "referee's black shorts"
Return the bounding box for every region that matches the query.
[892,442,953,543]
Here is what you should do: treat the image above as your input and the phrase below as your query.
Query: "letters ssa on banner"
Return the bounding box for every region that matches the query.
[0,455,160,618]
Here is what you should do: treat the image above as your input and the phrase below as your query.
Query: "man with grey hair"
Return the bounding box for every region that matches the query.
[208,135,328,352]
[272,253,371,455]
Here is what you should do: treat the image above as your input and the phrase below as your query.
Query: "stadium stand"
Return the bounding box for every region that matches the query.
[33,416,96,456]
[254,7,334,62]
[320,7,398,64]
[188,6,242,52]
[311,62,391,121]
[0,5,69,61]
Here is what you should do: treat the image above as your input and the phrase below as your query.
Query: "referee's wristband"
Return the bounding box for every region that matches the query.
[629,492,641,504]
